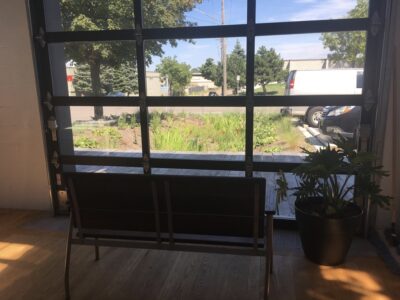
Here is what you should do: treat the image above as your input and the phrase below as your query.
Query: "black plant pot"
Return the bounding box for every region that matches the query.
[295,198,363,266]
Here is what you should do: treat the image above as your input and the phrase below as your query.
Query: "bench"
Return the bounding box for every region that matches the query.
[64,172,274,299]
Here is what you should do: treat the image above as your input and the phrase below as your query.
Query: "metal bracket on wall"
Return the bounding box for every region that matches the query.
[43,91,53,111]
[370,12,382,36]
[51,151,60,169]
[55,173,62,186]
[48,116,58,141]
[34,27,46,48]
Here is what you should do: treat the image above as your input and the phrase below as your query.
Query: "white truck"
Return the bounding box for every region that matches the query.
[283,69,363,127]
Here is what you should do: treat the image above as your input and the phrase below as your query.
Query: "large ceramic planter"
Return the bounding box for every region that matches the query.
[295,198,363,266]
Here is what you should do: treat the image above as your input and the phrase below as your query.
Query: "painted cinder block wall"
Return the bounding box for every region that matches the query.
[0,0,52,210]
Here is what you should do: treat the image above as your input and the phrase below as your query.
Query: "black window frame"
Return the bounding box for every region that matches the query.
[28,0,387,214]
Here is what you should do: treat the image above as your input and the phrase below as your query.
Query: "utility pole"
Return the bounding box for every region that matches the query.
[221,0,227,96]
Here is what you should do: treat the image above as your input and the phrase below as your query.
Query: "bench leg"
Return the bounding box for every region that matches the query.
[64,214,73,300]
[264,214,274,300]
[268,215,273,274]
[95,238,100,261]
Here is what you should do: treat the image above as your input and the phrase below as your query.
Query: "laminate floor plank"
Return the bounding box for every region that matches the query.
[1,210,400,300]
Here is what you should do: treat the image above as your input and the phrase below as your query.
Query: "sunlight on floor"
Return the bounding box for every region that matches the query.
[0,242,34,261]
[320,266,391,300]
[0,263,7,273]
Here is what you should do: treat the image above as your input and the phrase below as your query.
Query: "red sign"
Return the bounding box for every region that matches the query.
[67,75,73,82]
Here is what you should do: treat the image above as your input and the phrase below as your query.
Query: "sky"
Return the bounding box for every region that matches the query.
[148,0,359,71]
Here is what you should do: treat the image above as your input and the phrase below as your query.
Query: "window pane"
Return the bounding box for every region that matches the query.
[148,107,245,156]
[57,42,138,97]
[143,0,247,28]
[253,106,360,161]
[256,0,368,23]
[61,106,142,155]
[45,0,134,32]
[145,38,246,96]
[254,32,366,96]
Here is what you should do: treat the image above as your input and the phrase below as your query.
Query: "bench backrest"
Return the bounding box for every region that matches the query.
[66,172,157,233]
[162,175,265,238]
[65,172,266,243]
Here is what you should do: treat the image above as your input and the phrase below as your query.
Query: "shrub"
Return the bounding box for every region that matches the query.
[74,137,99,149]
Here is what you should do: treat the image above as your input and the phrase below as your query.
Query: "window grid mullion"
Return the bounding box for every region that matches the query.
[45,18,369,43]
[245,0,256,177]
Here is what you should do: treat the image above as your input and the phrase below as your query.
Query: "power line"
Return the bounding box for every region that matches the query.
[189,15,217,25]
[193,7,219,23]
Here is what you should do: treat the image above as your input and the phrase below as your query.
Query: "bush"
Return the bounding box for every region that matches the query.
[117,113,138,129]
[74,137,99,149]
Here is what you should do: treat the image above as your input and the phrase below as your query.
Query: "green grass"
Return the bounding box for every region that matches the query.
[116,113,139,129]
[255,83,285,96]
[93,127,122,148]
[74,137,99,148]
[72,111,305,153]
[149,112,299,153]
[277,115,303,151]
[72,125,122,149]
[253,113,280,152]
[150,112,245,152]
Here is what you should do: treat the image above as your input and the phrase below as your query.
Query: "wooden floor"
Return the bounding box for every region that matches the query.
[0,209,399,300]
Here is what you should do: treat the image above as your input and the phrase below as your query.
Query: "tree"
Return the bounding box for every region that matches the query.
[72,64,92,96]
[200,41,246,94]
[227,41,246,94]
[61,0,202,118]
[102,62,138,96]
[156,57,192,96]
[73,62,138,96]
[321,0,368,67]
[200,58,220,85]
[254,46,285,94]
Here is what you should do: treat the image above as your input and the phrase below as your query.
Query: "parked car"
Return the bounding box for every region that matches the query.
[319,106,361,137]
[107,91,125,96]
[283,69,363,127]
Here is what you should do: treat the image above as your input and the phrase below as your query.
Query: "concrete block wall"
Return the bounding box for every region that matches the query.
[0,1,52,210]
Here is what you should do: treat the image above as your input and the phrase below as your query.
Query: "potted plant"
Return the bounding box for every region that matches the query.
[276,136,391,265]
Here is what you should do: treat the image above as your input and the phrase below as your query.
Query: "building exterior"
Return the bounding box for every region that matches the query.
[146,71,169,96]
[186,72,217,95]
